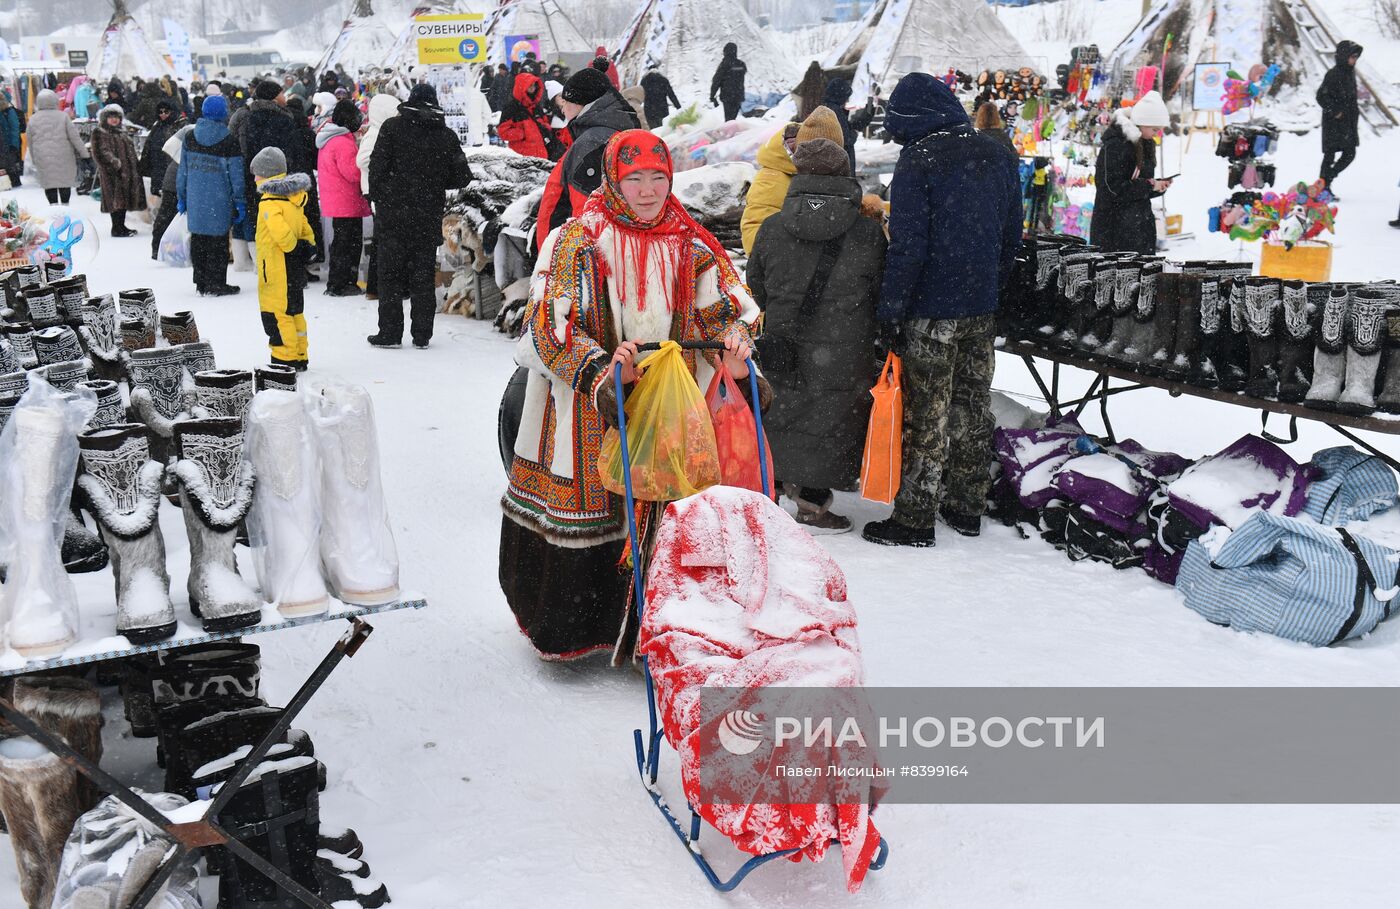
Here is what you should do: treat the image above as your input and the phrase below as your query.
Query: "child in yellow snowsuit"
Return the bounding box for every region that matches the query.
[251,147,316,369]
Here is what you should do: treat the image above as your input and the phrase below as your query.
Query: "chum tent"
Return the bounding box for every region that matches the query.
[315,0,402,77]
[96,0,176,82]
[484,0,592,69]
[823,0,1032,101]
[1110,0,1398,128]
[611,0,799,100]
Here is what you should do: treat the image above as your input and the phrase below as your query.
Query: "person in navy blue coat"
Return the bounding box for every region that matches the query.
[177,95,245,296]
[861,72,1023,549]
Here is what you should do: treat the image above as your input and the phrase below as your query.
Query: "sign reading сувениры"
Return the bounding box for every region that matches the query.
[415,13,486,66]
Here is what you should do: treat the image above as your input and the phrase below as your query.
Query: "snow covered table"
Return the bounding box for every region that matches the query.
[0,597,427,909]
[1000,338,1400,469]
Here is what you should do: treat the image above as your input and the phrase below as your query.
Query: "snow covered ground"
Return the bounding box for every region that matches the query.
[5,114,1400,904]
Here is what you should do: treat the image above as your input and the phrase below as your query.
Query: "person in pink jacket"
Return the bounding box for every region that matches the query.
[316,100,371,295]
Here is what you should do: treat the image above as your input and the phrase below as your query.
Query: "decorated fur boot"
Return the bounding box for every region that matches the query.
[171,418,261,631]
[159,311,200,346]
[1305,285,1350,409]
[1276,281,1316,403]
[125,346,188,467]
[193,369,255,421]
[11,675,104,813]
[1337,287,1390,415]
[1242,277,1282,399]
[76,424,177,643]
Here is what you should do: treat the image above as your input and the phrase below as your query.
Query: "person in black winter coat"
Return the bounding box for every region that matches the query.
[1317,39,1363,189]
[710,42,747,122]
[1089,90,1172,254]
[285,96,324,269]
[534,67,640,245]
[819,78,875,175]
[489,64,513,112]
[861,72,1022,548]
[239,81,302,250]
[748,137,886,532]
[140,100,187,197]
[640,69,681,130]
[367,83,472,349]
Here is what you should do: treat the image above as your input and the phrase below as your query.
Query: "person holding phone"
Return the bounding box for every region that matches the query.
[1090,90,1172,254]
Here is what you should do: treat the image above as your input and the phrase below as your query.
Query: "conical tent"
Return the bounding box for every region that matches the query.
[316,0,401,77]
[484,0,592,68]
[381,4,454,75]
[1111,0,1398,127]
[823,0,1031,100]
[611,0,799,98]
[96,0,176,82]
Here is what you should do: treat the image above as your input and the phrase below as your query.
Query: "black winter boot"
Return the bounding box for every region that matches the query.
[213,756,323,909]
[1276,281,1315,403]
[1097,259,1141,363]
[1243,277,1282,399]
[1053,252,1097,350]
[1220,275,1251,392]
[1377,304,1400,414]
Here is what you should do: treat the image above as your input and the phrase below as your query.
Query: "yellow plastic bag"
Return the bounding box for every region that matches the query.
[598,341,720,502]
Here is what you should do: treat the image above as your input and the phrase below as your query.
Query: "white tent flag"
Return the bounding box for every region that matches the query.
[163,19,193,83]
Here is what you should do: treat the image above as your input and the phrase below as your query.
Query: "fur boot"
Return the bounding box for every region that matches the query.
[1242,277,1282,399]
[1338,287,1390,415]
[0,737,80,908]
[245,391,329,617]
[171,418,260,631]
[76,423,177,643]
[4,323,38,369]
[1305,285,1350,408]
[11,675,103,813]
[308,385,401,604]
[1277,281,1316,403]
[254,363,298,393]
[31,326,84,367]
[158,311,200,346]
[193,370,255,421]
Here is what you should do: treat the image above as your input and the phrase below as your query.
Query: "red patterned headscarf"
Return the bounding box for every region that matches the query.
[579,129,739,314]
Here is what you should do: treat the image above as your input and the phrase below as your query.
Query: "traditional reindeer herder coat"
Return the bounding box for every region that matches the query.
[501,129,759,661]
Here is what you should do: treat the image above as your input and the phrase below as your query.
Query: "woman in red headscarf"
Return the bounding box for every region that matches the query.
[500,129,763,664]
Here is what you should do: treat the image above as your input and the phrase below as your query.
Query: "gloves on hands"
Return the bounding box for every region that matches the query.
[233,201,247,225]
[875,322,901,362]
[176,198,186,215]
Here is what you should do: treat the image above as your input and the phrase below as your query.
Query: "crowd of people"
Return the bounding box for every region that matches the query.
[499,70,1022,661]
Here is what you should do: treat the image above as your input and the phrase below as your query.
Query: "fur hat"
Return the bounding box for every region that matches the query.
[796,106,844,147]
[254,79,283,102]
[1129,90,1170,128]
[792,138,851,176]
[331,99,362,130]
[204,83,223,97]
[251,146,286,179]
[562,66,612,106]
[201,95,228,121]
[407,82,439,107]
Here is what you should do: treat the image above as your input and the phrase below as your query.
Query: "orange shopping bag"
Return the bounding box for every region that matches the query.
[859,352,903,504]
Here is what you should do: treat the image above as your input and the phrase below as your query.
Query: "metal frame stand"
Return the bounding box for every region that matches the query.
[0,598,424,909]
[1004,339,1400,470]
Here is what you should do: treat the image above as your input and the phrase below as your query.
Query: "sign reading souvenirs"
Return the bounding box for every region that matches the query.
[414,12,486,66]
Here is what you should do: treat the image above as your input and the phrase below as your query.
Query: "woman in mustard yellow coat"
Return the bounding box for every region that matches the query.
[250,147,316,369]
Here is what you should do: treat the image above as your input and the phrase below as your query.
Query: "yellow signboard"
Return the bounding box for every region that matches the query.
[414,13,486,66]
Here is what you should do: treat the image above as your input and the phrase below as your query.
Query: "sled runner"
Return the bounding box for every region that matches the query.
[613,341,889,892]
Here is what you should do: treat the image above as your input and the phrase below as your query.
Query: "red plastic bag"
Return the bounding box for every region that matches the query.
[705,367,773,496]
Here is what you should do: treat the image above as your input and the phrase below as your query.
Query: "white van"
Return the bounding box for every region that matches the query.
[192,46,291,82]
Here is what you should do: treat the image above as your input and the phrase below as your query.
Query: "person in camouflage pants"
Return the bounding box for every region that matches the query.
[889,314,996,532]
[860,72,1021,547]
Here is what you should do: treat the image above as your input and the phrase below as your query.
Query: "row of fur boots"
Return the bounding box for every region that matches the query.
[1004,238,1400,414]
[2,266,400,655]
